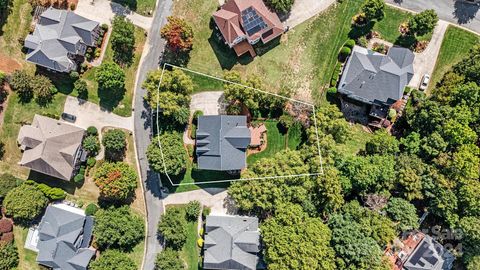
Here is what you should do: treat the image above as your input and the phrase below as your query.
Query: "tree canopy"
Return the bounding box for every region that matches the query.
[89,249,137,270]
[385,197,419,231]
[95,62,126,93]
[361,0,385,21]
[3,184,48,224]
[93,206,144,250]
[0,242,19,270]
[102,129,127,161]
[264,0,295,14]
[161,16,194,53]
[0,174,21,199]
[94,162,138,202]
[154,248,184,270]
[147,131,186,176]
[111,15,136,65]
[408,9,438,36]
[157,207,188,249]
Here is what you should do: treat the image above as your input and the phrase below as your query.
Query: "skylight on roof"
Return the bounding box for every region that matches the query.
[241,6,267,36]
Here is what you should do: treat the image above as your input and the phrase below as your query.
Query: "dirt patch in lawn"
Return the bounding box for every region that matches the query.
[0,53,22,74]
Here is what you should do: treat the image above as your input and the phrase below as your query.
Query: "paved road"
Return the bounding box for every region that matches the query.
[132,0,172,269]
[387,0,480,34]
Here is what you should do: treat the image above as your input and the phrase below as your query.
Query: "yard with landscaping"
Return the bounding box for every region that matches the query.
[428,25,480,93]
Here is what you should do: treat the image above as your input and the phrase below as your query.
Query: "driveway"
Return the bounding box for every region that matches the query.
[387,0,480,34]
[408,20,449,88]
[190,91,225,115]
[162,188,236,216]
[284,0,336,28]
[75,0,153,30]
[63,96,133,131]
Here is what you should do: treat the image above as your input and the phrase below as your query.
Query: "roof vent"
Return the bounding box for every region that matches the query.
[360,81,365,88]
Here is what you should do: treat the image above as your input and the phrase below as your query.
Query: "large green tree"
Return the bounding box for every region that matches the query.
[365,129,399,156]
[3,184,48,224]
[102,129,127,161]
[408,9,438,36]
[94,162,138,202]
[89,249,137,270]
[31,75,56,105]
[9,70,33,102]
[93,206,144,250]
[95,62,126,93]
[459,216,480,256]
[454,45,480,85]
[147,131,186,176]
[261,203,336,270]
[111,15,136,65]
[155,248,184,270]
[0,174,21,200]
[264,0,295,14]
[157,207,187,249]
[385,197,419,231]
[361,0,385,21]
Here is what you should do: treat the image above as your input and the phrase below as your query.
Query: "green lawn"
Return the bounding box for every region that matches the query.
[334,124,374,156]
[428,25,480,93]
[14,226,41,270]
[78,27,146,116]
[112,0,157,16]
[172,0,364,103]
[247,120,287,165]
[182,221,200,270]
[286,123,303,150]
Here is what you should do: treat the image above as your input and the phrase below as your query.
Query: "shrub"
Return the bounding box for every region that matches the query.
[101,23,109,31]
[192,110,203,125]
[0,174,22,199]
[73,79,88,100]
[0,242,19,270]
[185,200,201,221]
[94,162,137,202]
[202,207,211,219]
[83,135,100,156]
[356,36,368,47]
[31,75,57,105]
[36,184,66,201]
[197,238,204,248]
[85,203,98,216]
[361,0,385,21]
[154,248,183,270]
[199,227,204,236]
[388,108,397,120]
[339,46,352,58]
[102,129,127,161]
[87,157,97,168]
[345,39,355,49]
[0,219,13,234]
[9,70,33,101]
[264,0,295,13]
[73,173,85,184]
[89,249,137,270]
[3,184,48,223]
[69,71,79,81]
[87,126,98,136]
[158,207,188,249]
[93,206,145,250]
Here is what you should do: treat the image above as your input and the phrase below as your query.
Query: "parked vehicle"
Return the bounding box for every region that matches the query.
[61,112,77,123]
[419,74,430,91]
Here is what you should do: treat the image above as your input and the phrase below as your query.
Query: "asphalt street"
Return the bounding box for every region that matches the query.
[386,0,480,34]
[133,0,172,269]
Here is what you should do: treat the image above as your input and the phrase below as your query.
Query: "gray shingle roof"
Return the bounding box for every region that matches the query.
[37,205,95,270]
[17,115,85,180]
[338,45,414,105]
[25,7,99,72]
[196,115,251,171]
[403,235,455,270]
[204,215,260,270]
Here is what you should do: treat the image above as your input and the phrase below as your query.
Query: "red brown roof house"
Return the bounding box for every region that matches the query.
[213,0,284,57]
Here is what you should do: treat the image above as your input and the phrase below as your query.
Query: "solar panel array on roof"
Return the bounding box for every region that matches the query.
[241,6,267,36]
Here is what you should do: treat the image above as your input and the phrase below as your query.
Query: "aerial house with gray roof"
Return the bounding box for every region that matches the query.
[17,114,86,181]
[203,215,263,270]
[24,7,100,73]
[34,204,95,270]
[196,115,251,172]
[338,45,414,126]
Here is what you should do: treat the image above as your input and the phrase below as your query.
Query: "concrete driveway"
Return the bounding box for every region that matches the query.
[387,0,480,34]
[162,188,236,216]
[284,0,336,28]
[63,96,133,131]
[408,20,449,88]
[75,0,153,30]
[190,91,226,115]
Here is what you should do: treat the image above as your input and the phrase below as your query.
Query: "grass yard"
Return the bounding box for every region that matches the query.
[78,27,146,116]
[334,124,374,156]
[14,226,41,270]
[0,0,35,73]
[172,0,364,103]
[182,220,200,270]
[428,25,480,93]
[247,120,287,165]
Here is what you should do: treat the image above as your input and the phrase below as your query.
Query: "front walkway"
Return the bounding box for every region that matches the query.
[75,0,153,30]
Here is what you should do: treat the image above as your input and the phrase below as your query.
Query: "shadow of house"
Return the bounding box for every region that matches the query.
[111,0,138,12]
[208,32,252,70]
[453,0,480,24]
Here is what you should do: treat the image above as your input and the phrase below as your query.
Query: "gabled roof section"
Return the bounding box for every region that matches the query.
[213,0,284,46]
[37,204,95,270]
[203,216,260,270]
[17,114,85,180]
[403,235,455,270]
[196,115,251,171]
[338,45,414,105]
[25,7,99,72]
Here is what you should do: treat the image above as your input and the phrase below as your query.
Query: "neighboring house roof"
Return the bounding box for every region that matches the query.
[196,115,251,171]
[338,45,414,105]
[36,204,95,270]
[213,0,284,46]
[403,235,455,270]
[17,114,85,180]
[203,215,261,270]
[25,7,99,72]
